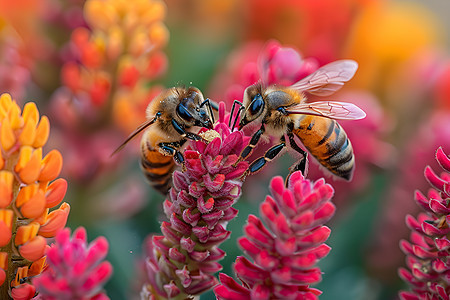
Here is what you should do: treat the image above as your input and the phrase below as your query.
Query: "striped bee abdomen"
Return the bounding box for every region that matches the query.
[294,115,355,180]
[140,141,175,194]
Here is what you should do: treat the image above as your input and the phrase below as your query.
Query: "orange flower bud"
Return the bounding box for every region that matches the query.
[38,202,70,238]
[0,209,12,227]
[18,235,46,262]
[39,150,63,182]
[20,190,46,219]
[0,268,4,287]
[0,145,4,169]
[15,222,40,246]
[45,178,68,208]
[13,266,29,288]
[19,153,42,184]
[22,102,39,127]
[8,101,24,130]
[149,22,169,48]
[10,283,36,299]
[0,93,12,119]
[33,116,50,148]
[0,252,7,270]
[19,118,37,146]
[0,220,12,247]
[1,116,16,151]
[28,256,46,277]
[0,171,13,208]
[16,184,38,208]
[34,208,49,225]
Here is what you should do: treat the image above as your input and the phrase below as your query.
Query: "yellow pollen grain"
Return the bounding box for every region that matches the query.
[199,130,221,143]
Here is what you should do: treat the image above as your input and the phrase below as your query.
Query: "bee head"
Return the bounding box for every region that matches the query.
[239,84,266,129]
[176,87,213,129]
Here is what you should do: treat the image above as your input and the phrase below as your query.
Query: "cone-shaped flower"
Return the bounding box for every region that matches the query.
[398,147,450,299]
[33,227,113,299]
[214,171,335,300]
[0,94,70,299]
[141,103,249,299]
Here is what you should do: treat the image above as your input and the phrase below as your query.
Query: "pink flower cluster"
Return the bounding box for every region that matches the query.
[214,171,335,299]
[399,147,450,299]
[33,227,113,300]
[141,104,250,298]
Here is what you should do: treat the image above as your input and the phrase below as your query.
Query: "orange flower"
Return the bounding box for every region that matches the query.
[0,93,69,298]
[56,0,169,133]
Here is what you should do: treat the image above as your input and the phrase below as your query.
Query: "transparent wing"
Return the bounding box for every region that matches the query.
[286,101,366,120]
[290,60,358,96]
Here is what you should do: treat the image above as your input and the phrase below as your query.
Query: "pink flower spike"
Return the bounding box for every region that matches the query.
[436,147,450,172]
[143,102,249,298]
[399,147,450,298]
[216,171,336,299]
[424,166,446,191]
[33,226,112,299]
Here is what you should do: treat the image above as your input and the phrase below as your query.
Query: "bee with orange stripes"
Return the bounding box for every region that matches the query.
[114,86,214,194]
[234,60,366,180]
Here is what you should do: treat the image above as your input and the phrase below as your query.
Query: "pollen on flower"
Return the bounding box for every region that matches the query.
[0,93,70,298]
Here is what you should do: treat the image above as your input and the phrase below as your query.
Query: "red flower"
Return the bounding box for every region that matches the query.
[33,227,113,299]
[214,171,335,300]
[398,147,450,299]
[141,103,250,298]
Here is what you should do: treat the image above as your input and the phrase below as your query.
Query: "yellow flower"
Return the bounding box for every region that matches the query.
[0,93,70,296]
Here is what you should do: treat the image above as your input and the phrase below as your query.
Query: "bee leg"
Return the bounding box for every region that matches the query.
[171,119,203,141]
[158,141,186,170]
[245,136,286,175]
[286,133,308,186]
[235,124,265,167]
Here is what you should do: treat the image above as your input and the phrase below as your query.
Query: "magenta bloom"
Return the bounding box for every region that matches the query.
[33,227,113,300]
[141,103,249,299]
[214,171,335,300]
[398,147,450,299]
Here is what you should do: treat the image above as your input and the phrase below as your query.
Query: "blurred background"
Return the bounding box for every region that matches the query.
[0,0,450,299]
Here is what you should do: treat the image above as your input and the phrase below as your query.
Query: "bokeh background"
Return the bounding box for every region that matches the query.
[1,0,450,299]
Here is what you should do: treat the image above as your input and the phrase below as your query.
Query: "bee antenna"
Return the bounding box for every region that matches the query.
[228,100,242,127]
[200,98,216,124]
[110,113,160,157]
[229,100,243,129]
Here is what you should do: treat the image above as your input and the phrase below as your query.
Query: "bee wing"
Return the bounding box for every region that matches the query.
[286,101,366,120]
[290,60,358,96]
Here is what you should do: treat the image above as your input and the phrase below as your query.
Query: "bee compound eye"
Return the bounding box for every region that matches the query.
[249,94,264,115]
[176,104,194,122]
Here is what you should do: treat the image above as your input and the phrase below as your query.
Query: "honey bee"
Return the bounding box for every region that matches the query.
[235,60,366,180]
[113,86,215,194]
